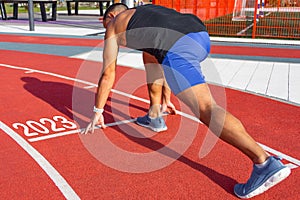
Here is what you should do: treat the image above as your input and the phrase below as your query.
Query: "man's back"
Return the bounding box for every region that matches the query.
[124,4,207,63]
[126,4,206,34]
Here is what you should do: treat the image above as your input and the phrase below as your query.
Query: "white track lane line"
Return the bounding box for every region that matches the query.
[258,142,300,167]
[1,63,299,168]
[28,119,137,142]
[0,121,80,199]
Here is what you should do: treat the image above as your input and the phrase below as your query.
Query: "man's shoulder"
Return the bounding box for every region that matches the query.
[114,9,136,29]
[116,8,136,21]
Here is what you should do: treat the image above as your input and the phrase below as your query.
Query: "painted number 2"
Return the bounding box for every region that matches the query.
[12,116,77,137]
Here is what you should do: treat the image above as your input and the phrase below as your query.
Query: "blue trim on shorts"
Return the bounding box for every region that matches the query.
[162,32,211,95]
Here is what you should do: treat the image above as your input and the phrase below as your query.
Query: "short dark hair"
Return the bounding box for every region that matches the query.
[103,3,129,21]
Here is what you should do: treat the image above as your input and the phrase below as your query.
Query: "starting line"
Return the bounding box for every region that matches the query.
[27,118,137,142]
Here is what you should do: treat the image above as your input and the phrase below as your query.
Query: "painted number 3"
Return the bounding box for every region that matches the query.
[12,116,77,137]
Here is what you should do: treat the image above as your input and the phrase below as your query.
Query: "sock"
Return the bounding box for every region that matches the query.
[149,105,161,118]
[255,157,270,168]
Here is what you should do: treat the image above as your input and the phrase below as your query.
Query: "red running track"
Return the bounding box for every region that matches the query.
[0,36,300,200]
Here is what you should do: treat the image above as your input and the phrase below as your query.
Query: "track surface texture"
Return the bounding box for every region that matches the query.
[0,34,299,200]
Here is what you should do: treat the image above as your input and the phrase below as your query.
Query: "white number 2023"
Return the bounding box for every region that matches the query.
[12,116,77,137]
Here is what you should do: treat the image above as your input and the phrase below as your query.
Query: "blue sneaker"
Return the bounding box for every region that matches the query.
[234,156,291,199]
[136,114,167,132]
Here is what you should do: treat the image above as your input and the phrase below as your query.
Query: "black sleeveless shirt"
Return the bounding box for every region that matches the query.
[126,4,207,63]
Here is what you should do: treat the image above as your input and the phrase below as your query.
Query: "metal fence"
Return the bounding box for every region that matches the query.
[153,0,300,39]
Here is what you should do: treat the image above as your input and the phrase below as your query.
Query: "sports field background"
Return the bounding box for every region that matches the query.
[3,0,300,39]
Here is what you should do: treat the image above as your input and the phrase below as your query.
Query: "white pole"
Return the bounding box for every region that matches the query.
[260,0,265,17]
[256,0,260,19]
[122,0,134,8]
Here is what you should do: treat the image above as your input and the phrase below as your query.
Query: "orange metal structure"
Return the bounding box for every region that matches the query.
[153,0,235,20]
[152,0,300,39]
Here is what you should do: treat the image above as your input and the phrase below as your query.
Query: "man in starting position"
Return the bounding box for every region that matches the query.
[84,3,291,198]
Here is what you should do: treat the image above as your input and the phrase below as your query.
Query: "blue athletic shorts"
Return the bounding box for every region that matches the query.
[162,31,210,95]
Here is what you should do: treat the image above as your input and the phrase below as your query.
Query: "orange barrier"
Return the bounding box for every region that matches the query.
[153,0,235,20]
[153,0,300,39]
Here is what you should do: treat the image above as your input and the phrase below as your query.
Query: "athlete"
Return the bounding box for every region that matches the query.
[84,3,291,198]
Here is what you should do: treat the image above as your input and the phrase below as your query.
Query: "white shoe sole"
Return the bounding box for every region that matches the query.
[236,166,291,199]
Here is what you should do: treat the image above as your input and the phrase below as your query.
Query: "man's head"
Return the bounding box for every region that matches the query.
[103,3,129,28]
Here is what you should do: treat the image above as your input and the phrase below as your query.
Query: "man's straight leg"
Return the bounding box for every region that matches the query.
[177,83,268,163]
[176,82,290,199]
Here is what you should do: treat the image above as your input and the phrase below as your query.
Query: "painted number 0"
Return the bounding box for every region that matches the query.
[12,116,77,137]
